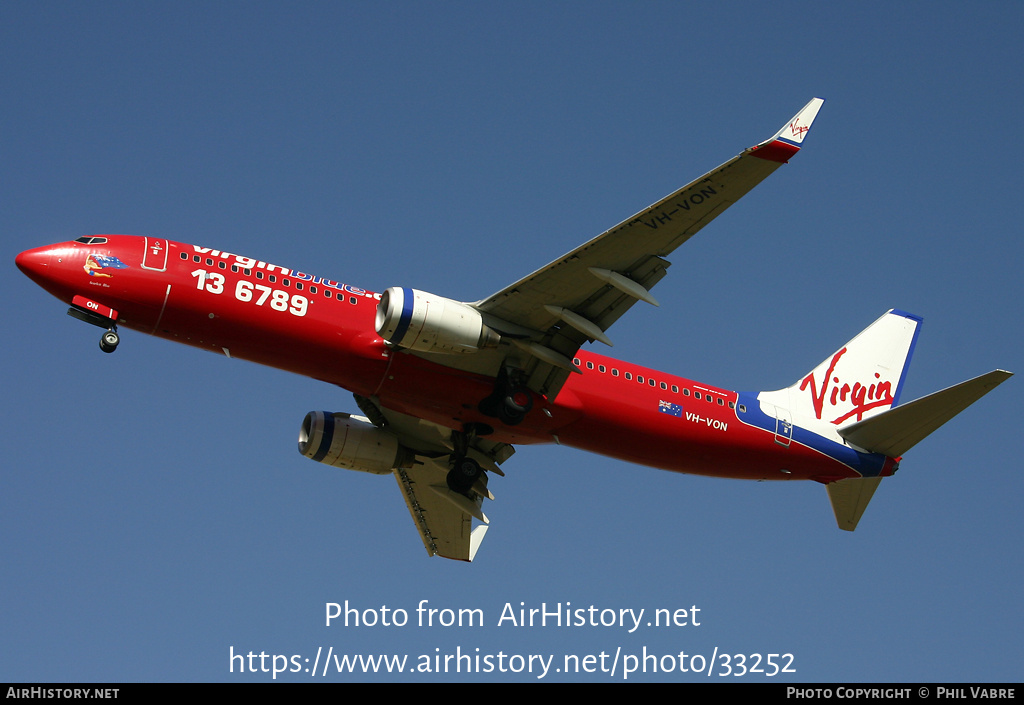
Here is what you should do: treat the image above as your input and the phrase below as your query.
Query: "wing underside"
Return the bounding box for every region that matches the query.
[456,98,825,400]
[355,395,509,561]
[394,458,489,561]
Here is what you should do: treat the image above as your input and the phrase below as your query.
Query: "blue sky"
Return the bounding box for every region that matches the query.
[2,2,1021,682]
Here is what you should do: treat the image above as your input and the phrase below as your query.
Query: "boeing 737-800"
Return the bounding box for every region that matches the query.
[16,98,1011,561]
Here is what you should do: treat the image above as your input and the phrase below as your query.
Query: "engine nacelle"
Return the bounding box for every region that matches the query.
[298,411,414,475]
[375,287,499,354]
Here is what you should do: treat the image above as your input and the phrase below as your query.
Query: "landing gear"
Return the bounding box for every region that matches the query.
[499,386,533,425]
[478,365,534,426]
[66,302,121,354]
[445,426,486,495]
[99,329,120,354]
[446,456,482,494]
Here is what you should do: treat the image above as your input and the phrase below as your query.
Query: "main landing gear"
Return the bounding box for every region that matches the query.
[446,455,482,495]
[478,365,534,426]
[445,424,490,495]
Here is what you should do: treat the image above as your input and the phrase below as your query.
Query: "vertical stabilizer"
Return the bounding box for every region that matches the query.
[760,310,922,428]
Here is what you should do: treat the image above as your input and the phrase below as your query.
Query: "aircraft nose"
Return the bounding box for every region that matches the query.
[15,246,53,282]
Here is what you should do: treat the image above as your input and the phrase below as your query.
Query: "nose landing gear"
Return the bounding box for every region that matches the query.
[99,328,120,353]
[66,299,121,353]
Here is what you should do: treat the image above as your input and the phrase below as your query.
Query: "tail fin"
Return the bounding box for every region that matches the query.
[760,309,923,427]
[760,310,1012,532]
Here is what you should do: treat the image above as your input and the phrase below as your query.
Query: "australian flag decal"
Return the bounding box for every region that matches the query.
[658,400,682,417]
[84,254,130,278]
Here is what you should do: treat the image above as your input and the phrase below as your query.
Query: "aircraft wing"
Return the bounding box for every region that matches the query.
[355,395,510,561]
[468,98,824,399]
[370,100,823,558]
[394,458,490,561]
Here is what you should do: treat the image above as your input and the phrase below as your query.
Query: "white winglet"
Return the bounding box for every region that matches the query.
[772,97,825,145]
[750,97,825,162]
[468,525,489,562]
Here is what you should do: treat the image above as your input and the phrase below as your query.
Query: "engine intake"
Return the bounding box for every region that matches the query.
[298,411,413,475]
[375,287,499,354]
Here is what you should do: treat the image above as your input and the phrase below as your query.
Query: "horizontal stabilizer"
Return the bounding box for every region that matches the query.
[827,477,882,531]
[838,370,1012,457]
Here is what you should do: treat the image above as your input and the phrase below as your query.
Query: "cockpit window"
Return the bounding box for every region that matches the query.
[74,237,108,244]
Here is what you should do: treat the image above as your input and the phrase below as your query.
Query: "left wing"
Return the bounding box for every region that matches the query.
[468,98,824,399]
[368,100,824,558]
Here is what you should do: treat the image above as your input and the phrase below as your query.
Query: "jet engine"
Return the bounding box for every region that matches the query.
[375,287,499,354]
[298,411,414,475]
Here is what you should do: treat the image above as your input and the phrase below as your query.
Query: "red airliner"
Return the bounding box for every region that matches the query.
[16,99,1011,560]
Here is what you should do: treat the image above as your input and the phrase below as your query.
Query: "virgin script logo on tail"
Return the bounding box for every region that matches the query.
[799,348,895,424]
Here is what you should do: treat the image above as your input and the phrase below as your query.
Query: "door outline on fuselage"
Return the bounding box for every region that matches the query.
[141,237,168,272]
[772,404,793,447]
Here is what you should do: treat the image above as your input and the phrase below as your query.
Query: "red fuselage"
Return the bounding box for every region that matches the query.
[17,235,882,484]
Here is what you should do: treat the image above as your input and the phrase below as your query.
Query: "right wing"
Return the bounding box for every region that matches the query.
[355,395,512,561]
[394,458,490,562]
